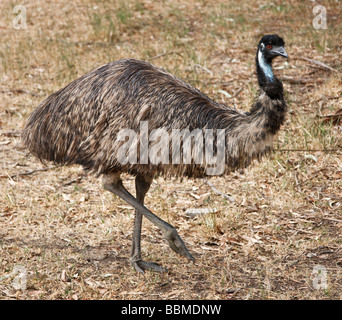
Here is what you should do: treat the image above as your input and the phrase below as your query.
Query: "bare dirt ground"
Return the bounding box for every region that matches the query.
[0,0,341,299]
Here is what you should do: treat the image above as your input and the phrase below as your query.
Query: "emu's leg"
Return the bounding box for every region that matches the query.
[130,174,166,273]
[102,173,194,272]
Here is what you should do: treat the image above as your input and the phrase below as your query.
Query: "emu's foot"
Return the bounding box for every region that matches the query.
[131,259,168,274]
[163,227,195,262]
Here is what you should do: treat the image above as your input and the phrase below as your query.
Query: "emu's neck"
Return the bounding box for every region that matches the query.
[257,49,274,82]
[255,49,284,101]
[246,49,287,135]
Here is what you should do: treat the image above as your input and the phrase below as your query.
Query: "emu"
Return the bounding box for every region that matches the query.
[23,35,288,273]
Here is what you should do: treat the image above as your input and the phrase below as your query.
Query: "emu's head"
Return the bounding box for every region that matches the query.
[258,34,288,63]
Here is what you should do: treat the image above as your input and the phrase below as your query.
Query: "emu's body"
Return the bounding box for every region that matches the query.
[23,35,288,273]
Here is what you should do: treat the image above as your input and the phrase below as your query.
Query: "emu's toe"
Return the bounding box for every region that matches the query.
[131,259,168,274]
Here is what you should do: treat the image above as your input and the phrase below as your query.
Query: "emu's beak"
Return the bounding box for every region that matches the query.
[271,46,288,58]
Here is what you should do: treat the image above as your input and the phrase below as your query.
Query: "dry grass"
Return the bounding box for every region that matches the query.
[0,0,341,300]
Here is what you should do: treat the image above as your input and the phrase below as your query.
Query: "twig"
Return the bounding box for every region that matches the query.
[323,217,342,224]
[185,208,219,218]
[279,75,324,84]
[317,109,342,124]
[150,51,174,60]
[294,171,301,192]
[320,95,342,101]
[232,87,244,98]
[194,64,212,75]
[295,169,324,189]
[150,51,184,61]
[0,89,40,97]
[202,178,235,202]
[301,57,337,73]
[276,149,341,153]
[0,166,58,179]
[0,130,22,137]
[61,176,84,187]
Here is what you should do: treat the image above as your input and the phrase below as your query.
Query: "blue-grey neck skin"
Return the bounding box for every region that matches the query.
[255,44,284,101]
[258,49,274,82]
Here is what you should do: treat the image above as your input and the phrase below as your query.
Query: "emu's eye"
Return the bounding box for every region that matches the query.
[266,44,272,50]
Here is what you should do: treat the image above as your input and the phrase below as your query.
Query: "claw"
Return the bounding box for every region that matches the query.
[163,227,195,262]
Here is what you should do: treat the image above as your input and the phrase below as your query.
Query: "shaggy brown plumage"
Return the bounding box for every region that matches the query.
[23,35,288,273]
